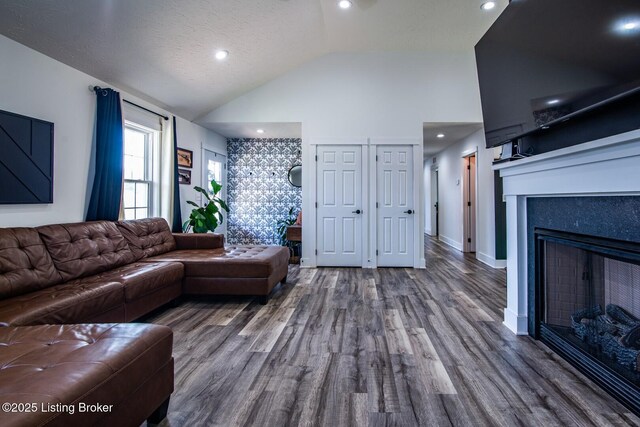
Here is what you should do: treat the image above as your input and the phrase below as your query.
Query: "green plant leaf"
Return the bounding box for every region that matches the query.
[210,180,222,195]
[186,200,199,207]
[206,202,219,214]
[217,198,230,212]
[194,186,212,201]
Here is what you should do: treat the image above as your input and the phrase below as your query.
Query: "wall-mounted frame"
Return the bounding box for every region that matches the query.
[177,147,193,168]
[178,168,191,185]
[0,109,54,204]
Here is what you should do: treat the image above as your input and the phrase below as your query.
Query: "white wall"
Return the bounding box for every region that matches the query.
[0,35,226,227]
[174,117,227,224]
[425,129,503,268]
[201,51,484,265]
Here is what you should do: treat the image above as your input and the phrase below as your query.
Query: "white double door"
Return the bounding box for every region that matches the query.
[315,144,414,267]
[376,146,414,267]
[316,145,363,267]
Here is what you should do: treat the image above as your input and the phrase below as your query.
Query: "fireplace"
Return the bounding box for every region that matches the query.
[493,131,640,412]
[534,228,640,413]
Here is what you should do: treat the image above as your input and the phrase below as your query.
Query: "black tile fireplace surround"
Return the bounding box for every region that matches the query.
[528,196,640,414]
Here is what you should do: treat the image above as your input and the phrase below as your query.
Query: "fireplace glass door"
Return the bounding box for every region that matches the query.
[538,231,640,390]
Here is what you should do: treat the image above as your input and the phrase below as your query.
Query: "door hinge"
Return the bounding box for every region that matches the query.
[467,238,472,243]
[467,165,471,170]
[315,202,318,208]
[376,250,379,256]
[315,249,318,255]
[375,155,378,161]
[315,155,318,161]
[467,201,471,207]
[376,202,379,208]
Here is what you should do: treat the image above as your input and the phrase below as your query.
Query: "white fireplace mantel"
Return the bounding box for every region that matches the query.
[493,129,640,334]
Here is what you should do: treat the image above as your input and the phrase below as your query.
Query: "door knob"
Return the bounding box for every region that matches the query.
[403,209,414,214]
[352,209,362,214]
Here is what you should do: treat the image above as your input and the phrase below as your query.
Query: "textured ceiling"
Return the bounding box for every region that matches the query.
[0,0,507,120]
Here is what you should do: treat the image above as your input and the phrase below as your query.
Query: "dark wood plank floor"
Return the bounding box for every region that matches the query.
[146,236,640,427]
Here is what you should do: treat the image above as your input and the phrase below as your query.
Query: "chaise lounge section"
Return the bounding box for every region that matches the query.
[117,217,289,304]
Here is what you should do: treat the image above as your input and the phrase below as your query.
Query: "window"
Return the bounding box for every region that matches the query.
[123,123,156,220]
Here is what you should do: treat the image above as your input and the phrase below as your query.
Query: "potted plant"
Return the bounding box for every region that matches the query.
[183,178,229,233]
[276,207,301,263]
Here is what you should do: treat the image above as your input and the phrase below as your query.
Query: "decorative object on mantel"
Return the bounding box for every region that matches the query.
[178,168,191,185]
[177,147,193,168]
[183,178,229,233]
[276,207,301,264]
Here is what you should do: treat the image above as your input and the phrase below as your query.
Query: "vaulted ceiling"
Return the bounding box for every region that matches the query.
[0,0,506,121]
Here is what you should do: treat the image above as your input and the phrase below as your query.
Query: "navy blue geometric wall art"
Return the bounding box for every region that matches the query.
[227,138,302,245]
[0,109,54,204]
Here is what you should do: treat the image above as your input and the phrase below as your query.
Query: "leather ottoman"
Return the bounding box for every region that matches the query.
[0,323,173,427]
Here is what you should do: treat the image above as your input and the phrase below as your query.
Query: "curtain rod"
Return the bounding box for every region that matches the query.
[90,85,169,121]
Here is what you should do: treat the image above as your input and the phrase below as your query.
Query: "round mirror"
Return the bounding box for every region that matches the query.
[288,164,302,187]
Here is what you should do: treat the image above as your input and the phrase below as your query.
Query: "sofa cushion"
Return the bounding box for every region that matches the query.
[37,221,135,282]
[147,245,290,279]
[117,218,176,260]
[0,228,62,300]
[72,261,184,302]
[0,323,173,427]
[0,281,123,326]
[173,233,224,250]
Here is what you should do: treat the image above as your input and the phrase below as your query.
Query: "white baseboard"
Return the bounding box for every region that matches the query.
[476,251,507,269]
[439,235,462,251]
[299,258,314,268]
[503,308,529,335]
[424,227,432,235]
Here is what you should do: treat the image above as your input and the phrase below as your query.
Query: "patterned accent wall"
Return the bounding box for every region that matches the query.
[227,138,302,245]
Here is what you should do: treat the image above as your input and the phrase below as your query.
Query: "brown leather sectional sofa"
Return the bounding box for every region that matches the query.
[0,217,289,426]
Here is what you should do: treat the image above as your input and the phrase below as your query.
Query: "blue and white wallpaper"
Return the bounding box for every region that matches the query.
[227,138,302,245]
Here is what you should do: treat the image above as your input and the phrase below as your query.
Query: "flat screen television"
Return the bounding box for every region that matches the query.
[476,0,640,149]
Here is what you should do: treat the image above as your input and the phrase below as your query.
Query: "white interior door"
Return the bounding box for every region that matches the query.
[203,149,227,234]
[376,146,414,267]
[316,145,363,266]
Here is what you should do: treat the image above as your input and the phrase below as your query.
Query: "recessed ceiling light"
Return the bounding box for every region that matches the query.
[215,50,229,60]
[256,129,265,134]
[614,18,640,34]
[547,99,560,105]
[436,133,445,139]
[481,2,496,11]
[338,0,352,10]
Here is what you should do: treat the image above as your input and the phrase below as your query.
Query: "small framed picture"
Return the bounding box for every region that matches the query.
[177,148,193,168]
[178,168,191,185]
